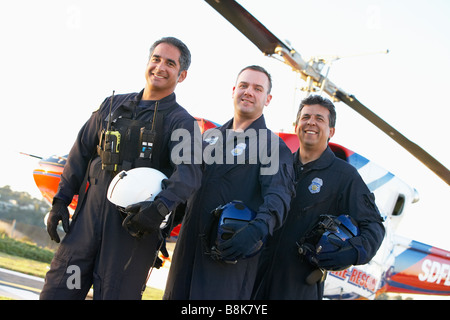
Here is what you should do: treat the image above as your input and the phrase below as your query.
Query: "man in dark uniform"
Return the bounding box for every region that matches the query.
[163,65,295,300]
[40,37,202,300]
[252,95,385,300]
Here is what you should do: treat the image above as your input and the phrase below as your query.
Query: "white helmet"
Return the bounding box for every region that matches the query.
[107,167,167,208]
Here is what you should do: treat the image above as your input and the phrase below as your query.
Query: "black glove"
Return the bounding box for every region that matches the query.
[47,198,70,243]
[216,219,268,262]
[316,237,358,270]
[153,239,170,269]
[123,199,169,237]
[160,239,169,258]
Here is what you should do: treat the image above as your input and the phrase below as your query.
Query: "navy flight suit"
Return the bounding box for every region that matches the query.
[252,146,385,300]
[40,90,202,299]
[163,115,295,300]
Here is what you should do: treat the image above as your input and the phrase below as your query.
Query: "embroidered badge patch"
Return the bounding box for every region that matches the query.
[204,136,219,145]
[308,177,323,194]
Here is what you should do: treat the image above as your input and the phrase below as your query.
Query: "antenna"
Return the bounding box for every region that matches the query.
[106,90,115,132]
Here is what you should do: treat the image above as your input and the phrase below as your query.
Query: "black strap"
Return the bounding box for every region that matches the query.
[134,103,178,170]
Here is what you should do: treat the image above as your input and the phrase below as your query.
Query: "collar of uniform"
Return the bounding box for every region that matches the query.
[222,114,267,132]
[133,90,177,111]
[294,145,335,173]
[120,89,144,109]
[111,90,177,121]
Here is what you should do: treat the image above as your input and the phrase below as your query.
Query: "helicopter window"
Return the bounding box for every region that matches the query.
[392,194,405,216]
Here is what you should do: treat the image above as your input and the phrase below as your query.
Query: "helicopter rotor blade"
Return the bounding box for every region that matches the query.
[335,91,450,185]
[204,0,450,185]
[205,0,289,55]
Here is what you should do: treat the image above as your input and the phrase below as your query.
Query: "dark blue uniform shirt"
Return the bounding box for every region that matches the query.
[164,115,295,300]
[253,146,385,300]
[41,90,202,299]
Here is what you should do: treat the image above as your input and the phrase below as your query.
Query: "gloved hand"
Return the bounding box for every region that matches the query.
[217,219,268,262]
[316,237,358,270]
[153,239,170,269]
[123,199,169,237]
[47,198,70,243]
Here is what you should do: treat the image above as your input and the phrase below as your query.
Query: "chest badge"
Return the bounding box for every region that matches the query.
[308,177,323,194]
[231,142,247,156]
[204,136,219,145]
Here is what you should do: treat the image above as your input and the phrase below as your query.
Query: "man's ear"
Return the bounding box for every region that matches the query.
[264,94,272,107]
[329,127,335,139]
[177,70,187,83]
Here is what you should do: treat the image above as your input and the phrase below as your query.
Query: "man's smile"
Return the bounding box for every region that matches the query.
[240,97,254,105]
[152,73,166,79]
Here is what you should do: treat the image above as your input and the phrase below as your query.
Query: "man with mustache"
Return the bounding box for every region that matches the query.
[252,95,385,300]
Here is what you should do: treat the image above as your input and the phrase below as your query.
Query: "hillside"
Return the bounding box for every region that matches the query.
[0,185,50,227]
[0,185,56,249]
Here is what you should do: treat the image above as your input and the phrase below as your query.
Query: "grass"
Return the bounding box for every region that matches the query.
[0,232,163,300]
[0,251,50,278]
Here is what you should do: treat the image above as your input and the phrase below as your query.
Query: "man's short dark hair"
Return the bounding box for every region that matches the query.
[149,37,191,74]
[296,95,337,128]
[236,65,272,94]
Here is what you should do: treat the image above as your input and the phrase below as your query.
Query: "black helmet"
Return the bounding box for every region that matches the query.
[298,214,360,271]
[205,200,264,263]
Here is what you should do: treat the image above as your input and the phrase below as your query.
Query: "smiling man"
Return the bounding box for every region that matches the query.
[231,67,272,131]
[143,41,187,100]
[295,98,335,164]
[40,37,202,300]
[252,95,385,300]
